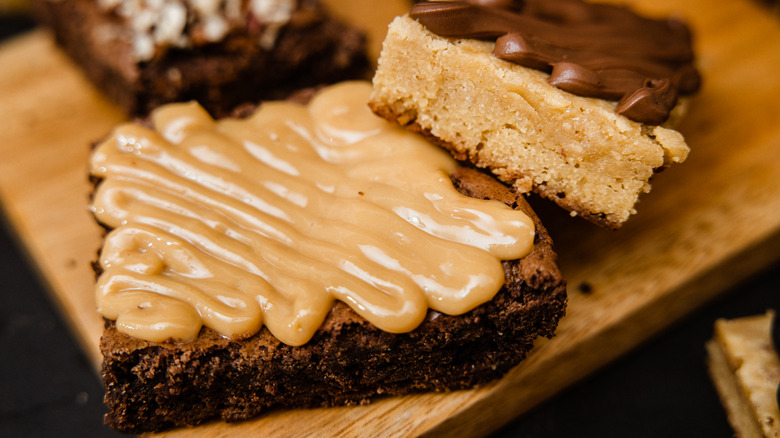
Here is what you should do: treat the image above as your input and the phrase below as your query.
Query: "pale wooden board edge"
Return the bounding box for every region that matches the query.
[1,0,780,436]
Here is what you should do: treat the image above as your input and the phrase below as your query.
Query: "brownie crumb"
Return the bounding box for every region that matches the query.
[578,282,594,295]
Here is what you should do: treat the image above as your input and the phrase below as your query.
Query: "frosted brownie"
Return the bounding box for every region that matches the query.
[369,0,701,228]
[89,81,566,432]
[707,312,780,437]
[31,0,369,117]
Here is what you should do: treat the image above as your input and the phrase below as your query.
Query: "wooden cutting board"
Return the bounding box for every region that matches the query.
[1,0,779,436]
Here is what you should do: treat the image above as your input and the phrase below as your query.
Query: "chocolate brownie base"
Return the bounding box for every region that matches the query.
[31,0,369,117]
[100,165,567,433]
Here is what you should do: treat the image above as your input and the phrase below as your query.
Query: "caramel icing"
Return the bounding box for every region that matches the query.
[410,0,701,125]
[90,81,535,346]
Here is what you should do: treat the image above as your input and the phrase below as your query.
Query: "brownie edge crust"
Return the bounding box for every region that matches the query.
[99,166,567,433]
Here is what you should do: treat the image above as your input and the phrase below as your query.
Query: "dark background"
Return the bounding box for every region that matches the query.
[1,15,777,437]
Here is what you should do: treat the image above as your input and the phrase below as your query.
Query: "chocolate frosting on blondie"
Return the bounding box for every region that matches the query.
[410,0,701,124]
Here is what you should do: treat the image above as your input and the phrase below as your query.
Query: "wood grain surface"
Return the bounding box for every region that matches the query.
[1,0,779,436]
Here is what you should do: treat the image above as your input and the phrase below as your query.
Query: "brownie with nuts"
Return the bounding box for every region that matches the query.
[31,0,369,117]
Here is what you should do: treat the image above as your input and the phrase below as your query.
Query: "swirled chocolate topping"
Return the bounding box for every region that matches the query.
[410,0,701,125]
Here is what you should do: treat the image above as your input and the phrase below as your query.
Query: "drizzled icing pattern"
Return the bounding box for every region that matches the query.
[90,81,535,346]
[410,0,701,125]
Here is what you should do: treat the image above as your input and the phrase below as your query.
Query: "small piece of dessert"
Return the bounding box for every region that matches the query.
[31,0,369,117]
[707,312,780,438]
[369,0,701,228]
[89,81,566,432]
